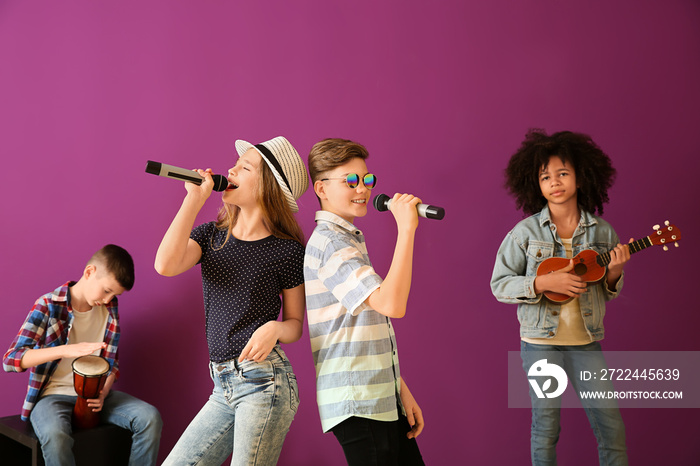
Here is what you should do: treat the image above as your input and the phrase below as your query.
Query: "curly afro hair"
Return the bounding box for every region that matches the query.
[504,129,616,216]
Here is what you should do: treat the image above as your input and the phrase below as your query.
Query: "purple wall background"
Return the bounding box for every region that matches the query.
[1,1,699,464]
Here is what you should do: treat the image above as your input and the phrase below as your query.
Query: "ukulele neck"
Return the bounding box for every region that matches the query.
[596,237,650,267]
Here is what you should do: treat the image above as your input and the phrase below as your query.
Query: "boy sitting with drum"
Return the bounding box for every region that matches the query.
[3,244,162,466]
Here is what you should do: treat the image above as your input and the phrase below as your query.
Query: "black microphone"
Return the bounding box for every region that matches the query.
[145,161,228,192]
[373,193,445,220]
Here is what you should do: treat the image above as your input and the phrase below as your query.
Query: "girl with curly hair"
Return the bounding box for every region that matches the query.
[491,129,632,465]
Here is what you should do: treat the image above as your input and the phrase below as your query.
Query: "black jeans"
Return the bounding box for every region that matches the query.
[331,414,425,466]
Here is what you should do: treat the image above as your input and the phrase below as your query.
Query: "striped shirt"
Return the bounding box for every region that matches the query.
[3,282,120,420]
[304,211,401,432]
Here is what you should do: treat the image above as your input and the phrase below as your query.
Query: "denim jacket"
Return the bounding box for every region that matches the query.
[490,206,623,341]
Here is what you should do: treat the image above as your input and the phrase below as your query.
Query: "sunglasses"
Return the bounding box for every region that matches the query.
[321,173,377,190]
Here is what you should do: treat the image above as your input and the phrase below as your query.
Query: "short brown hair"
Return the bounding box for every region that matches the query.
[88,244,135,290]
[308,138,369,184]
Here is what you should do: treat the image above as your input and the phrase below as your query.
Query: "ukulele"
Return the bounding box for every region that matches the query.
[537,221,681,303]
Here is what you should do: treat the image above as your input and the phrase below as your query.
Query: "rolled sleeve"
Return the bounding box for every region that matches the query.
[3,346,29,372]
[3,299,52,373]
[603,270,624,301]
[318,239,383,316]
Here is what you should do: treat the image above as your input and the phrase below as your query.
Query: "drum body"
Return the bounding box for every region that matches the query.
[72,355,110,429]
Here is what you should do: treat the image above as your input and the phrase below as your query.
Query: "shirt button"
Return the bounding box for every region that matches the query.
[548,331,555,336]
[551,311,559,316]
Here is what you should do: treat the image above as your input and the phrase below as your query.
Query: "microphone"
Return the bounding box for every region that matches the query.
[145,161,228,192]
[373,193,445,220]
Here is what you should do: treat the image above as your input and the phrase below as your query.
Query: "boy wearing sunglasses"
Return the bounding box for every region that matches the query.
[304,138,425,465]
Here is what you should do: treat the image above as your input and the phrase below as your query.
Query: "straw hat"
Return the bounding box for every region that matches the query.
[235,136,309,212]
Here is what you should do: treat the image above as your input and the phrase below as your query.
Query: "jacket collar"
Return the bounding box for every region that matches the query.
[538,205,598,229]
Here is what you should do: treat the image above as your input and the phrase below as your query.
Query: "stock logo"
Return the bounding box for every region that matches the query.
[528,359,568,399]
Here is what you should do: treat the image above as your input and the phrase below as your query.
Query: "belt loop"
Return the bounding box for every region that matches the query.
[272,345,285,361]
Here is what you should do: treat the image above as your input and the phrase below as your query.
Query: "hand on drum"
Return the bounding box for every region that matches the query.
[72,355,114,422]
[63,341,107,359]
[84,372,115,413]
[86,392,108,412]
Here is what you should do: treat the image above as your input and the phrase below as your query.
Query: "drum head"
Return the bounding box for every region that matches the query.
[72,355,109,377]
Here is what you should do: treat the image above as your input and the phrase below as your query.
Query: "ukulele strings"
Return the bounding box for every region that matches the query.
[597,237,651,266]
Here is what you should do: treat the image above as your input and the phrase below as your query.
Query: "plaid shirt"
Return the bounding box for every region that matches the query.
[3,282,120,420]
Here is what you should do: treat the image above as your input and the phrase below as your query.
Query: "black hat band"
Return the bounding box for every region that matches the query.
[255,143,292,194]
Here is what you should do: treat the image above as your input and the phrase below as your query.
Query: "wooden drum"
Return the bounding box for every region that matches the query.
[72,355,109,429]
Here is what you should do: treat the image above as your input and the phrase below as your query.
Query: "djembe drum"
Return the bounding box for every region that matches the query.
[72,355,110,429]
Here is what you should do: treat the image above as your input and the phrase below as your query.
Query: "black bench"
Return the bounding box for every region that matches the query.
[0,415,132,466]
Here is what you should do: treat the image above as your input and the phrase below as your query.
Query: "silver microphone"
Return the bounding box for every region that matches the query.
[145,161,228,192]
[372,193,445,220]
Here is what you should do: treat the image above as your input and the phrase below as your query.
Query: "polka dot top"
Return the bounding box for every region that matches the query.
[190,222,305,363]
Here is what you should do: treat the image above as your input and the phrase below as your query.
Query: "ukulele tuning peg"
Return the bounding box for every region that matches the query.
[663,245,669,251]
[675,242,680,248]
[653,224,660,231]
[664,220,670,226]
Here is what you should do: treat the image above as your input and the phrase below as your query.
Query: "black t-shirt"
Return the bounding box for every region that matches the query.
[190,222,305,362]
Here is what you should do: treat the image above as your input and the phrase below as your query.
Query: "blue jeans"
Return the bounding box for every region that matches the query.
[521,341,627,466]
[162,346,299,466]
[30,390,162,466]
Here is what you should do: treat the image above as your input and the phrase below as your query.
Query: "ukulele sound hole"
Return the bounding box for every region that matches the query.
[574,263,588,275]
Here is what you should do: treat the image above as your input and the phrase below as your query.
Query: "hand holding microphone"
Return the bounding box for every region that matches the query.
[373,193,445,220]
[145,161,229,192]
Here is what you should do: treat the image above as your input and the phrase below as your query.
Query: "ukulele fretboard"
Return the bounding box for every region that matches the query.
[595,237,652,267]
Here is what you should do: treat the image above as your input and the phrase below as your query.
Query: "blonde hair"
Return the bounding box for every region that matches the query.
[214,160,304,246]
